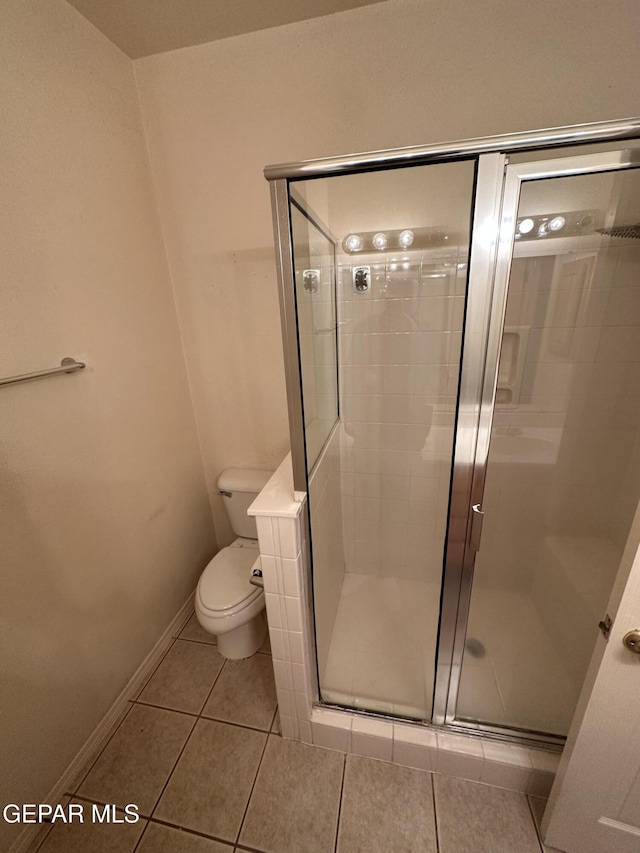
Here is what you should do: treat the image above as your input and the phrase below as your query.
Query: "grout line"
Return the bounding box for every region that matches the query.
[132,699,200,717]
[70,792,240,849]
[172,605,200,640]
[72,790,153,821]
[195,657,227,716]
[132,635,181,706]
[234,731,273,847]
[70,701,136,795]
[131,691,276,734]
[269,705,279,734]
[32,809,63,853]
[146,713,198,819]
[138,814,238,847]
[174,633,218,648]
[60,649,276,850]
[526,795,547,853]
[430,771,440,853]
[197,710,276,734]
[332,752,347,853]
[129,702,201,722]
[130,819,149,853]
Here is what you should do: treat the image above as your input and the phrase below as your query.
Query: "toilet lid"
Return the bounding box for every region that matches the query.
[198,546,261,612]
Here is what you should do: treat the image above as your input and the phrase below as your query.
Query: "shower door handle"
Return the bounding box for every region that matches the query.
[470,504,485,552]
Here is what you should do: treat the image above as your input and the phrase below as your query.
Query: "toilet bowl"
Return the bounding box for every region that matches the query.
[195,468,273,659]
[196,538,266,659]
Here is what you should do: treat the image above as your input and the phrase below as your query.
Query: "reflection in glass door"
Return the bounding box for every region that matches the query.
[290,197,339,469]
[290,160,478,721]
[455,156,640,737]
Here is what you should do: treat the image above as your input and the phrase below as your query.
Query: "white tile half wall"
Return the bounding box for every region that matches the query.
[248,452,560,796]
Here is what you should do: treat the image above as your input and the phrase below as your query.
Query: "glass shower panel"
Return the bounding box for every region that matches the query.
[457,166,640,736]
[290,203,338,468]
[293,161,477,720]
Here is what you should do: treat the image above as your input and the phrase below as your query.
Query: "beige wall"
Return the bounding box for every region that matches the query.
[134,0,640,544]
[0,2,215,844]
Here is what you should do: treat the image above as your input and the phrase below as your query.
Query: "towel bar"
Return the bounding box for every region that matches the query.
[0,357,85,388]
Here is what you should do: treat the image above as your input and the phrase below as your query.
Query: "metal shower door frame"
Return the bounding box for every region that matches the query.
[434,145,640,741]
[266,118,640,743]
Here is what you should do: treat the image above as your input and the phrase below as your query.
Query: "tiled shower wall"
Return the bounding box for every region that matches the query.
[337,251,467,583]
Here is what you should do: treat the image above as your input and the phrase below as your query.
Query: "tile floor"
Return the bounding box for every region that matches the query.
[31,611,559,853]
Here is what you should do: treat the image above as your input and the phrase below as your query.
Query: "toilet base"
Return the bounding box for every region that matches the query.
[217,610,267,660]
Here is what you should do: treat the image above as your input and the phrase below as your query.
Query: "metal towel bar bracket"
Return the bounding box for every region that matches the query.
[0,357,86,388]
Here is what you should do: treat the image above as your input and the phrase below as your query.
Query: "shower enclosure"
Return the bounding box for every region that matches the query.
[266,119,640,746]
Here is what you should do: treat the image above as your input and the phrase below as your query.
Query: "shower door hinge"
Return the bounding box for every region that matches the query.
[470,504,484,551]
[598,613,612,640]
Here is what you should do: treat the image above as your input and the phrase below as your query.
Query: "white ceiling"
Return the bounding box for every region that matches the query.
[66,0,389,59]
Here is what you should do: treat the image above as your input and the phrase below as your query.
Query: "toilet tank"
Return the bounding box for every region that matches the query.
[218,468,273,539]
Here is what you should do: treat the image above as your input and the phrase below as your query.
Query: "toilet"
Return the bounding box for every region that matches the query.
[195,467,273,659]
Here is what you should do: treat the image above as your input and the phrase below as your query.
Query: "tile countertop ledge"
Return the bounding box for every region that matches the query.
[248,453,305,519]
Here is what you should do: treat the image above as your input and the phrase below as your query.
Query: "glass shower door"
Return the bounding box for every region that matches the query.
[288,159,480,721]
[452,151,640,738]
[289,195,339,469]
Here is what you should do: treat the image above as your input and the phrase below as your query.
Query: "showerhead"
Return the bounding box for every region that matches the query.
[596,223,640,240]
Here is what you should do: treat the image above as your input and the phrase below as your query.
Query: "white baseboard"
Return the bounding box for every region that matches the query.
[9,591,196,853]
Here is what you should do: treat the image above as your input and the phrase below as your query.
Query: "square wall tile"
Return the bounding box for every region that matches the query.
[528,770,556,798]
[299,719,313,744]
[264,592,283,628]
[393,724,438,771]
[482,741,533,768]
[352,717,393,761]
[291,662,307,693]
[272,658,292,692]
[313,719,350,752]
[481,741,533,792]
[279,714,299,740]
[256,517,274,556]
[531,749,561,773]
[276,687,294,717]
[436,732,484,782]
[293,690,311,720]
[281,556,302,597]
[481,760,534,792]
[278,517,301,558]
[528,749,560,797]
[312,709,352,753]
[284,596,303,631]
[260,555,279,594]
[288,631,305,664]
[268,627,289,661]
